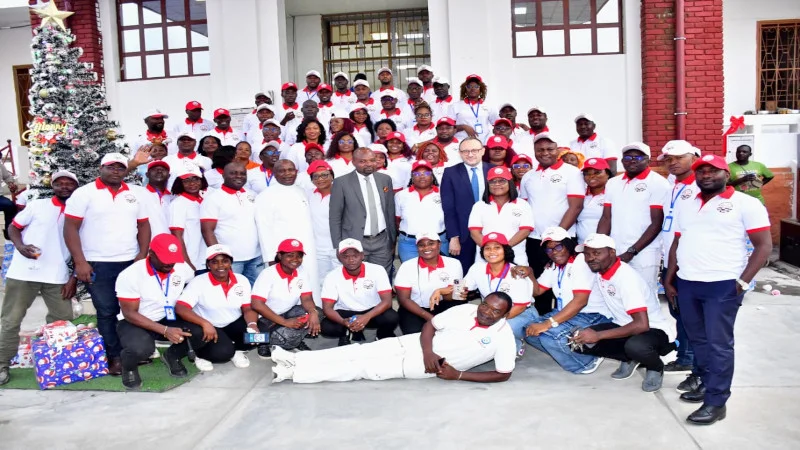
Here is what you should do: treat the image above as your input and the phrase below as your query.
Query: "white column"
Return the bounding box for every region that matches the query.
[256,0,288,93]
[427,0,452,79]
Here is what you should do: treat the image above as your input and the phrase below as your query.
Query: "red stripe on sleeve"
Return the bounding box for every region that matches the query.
[626,307,647,315]
[176,300,193,309]
[199,218,218,223]
[603,202,611,207]
[572,289,591,294]
[137,217,149,223]
[746,226,770,234]
[118,297,140,302]
[251,295,267,302]
[168,226,184,231]
[11,220,24,230]
[378,289,392,295]
[468,226,483,231]
[567,194,585,198]
[321,298,337,303]
[649,205,663,209]
[64,214,83,220]
[519,226,534,231]
[395,286,412,291]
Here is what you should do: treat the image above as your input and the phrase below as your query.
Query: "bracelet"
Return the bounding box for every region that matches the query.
[163,325,168,336]
[457,371,463,380]
[247,321,258,327]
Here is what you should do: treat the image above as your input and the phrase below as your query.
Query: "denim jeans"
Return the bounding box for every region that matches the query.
[87,260,134,358]
[397,232,450,263]
[231,255,264,287]
[507,306,541,352]
[662,269,695,368]
[525,311,613,373]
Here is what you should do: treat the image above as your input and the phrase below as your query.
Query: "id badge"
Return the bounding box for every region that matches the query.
[474,123,483,134]
[164,306,176,321]
[662,215,673,232]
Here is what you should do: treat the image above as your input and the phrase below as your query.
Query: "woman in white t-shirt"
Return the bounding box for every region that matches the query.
[415,141,448,184]
[395,160,447,262]
[577,157,611,244]
[384,131,413,192]
[169,165,208,273]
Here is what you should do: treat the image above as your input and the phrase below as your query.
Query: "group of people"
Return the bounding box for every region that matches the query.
[0,65,774,427]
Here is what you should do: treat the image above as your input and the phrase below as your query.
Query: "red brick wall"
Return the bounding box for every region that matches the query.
[29,0,104,82]
[763,168,795,244]
[641,0,724,157]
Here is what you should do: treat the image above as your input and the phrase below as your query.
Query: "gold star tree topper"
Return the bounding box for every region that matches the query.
[32,1,75,31]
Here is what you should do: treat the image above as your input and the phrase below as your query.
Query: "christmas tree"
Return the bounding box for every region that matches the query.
[23,2,128,200]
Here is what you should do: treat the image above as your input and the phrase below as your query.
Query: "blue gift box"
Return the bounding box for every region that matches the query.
[32,328,109,390]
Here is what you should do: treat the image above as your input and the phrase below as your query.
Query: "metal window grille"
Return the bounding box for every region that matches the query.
[757,21,800,111]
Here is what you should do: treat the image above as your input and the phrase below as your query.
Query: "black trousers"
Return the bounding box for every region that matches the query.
[258,305,313,350]
[184,316,253,363]
[578,323,675,371]
[117,318,197,371]
[398,300,465,335]
[525,237,555,315]
[0,196,18,240]
[321,307,399,339]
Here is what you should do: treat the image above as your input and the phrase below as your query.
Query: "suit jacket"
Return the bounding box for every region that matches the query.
[329,170,396,247]
[440,162,494,243]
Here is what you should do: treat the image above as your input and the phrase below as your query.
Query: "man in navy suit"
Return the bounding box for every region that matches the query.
[441,138,494,273]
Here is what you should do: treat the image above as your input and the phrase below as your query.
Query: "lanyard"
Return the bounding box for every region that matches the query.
[468,100,482,120]
[555,264,567,310]
[669,183,687,211]
[487,264,511,293]
[151,262,171,301]
[262,167,273,187]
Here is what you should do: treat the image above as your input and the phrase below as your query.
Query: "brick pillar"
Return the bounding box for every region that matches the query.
[641,0,724,156]
[29,0,104,82]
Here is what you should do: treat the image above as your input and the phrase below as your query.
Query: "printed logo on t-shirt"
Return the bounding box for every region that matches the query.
[362,279,375,290]
[199,124,210,132]
[634,183,647,193]
[498,282,511,294]
[433,195,442,205]
[589,143,598,149]
[438,272,452,283]
[246,193,256,203]
[171,276,182,287]
[681,189,693,200]
[512,208,522,217]
[480,336,492,346]
[550,174,563,183]
[234,286,245,296]
[606,284,617,297]
[717,202,733,213]
[296,279,304,290]
[123,193,137,204]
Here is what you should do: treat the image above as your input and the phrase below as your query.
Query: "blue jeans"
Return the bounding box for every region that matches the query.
[87,260,134,358]
[507,306,541,352]
[525,311,613,373]
[397,232,450,263]
[662,269,695,368]
[232,255,264,287]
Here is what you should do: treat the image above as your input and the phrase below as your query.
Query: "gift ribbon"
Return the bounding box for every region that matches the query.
[721,116,745,156]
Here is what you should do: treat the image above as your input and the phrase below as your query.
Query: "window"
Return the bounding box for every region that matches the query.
[117,0,209,80]
[322,9,430,90]
[511,0,623,58]
[757,20,800,111]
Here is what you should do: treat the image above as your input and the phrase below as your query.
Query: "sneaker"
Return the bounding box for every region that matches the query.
[150,349,161,359]
[0,367,10,385]
[231,351,250,368]
[272,363,294,383]
[676,374,701,393]
[257,344,272,360]
[121,368,142,390]
[194,357,214,372]
[352,331,366,342]
[516,341,526,360]
[271,346,297,367]
[338,335,351,347]
[296,341,311,351]
[161,347,188,378]
[611,361,641,380]
[664,361,693,375]
[579,357,605,375]
[642,369,664,392]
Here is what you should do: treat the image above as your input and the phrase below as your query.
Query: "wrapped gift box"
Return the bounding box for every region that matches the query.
[33,328,109,390]
[42,320,78,348]
[10,329,42,369]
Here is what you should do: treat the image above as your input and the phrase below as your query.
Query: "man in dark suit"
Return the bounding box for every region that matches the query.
[329,147,396,275]
[441,138,494,273]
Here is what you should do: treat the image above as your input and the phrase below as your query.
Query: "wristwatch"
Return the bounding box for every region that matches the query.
[548,317,559,328]
[736,278,749,290]
[626,246,639,256]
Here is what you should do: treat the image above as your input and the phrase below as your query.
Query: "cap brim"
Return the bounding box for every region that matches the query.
[154,252,185,264]
[206,251,233,261]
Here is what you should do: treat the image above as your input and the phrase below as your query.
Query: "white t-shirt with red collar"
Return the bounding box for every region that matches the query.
[394,256,463,308]
[251,264,313,316]
[468,198,535,266]
[130,131,177,156]
[177,271,252,328]
[577,189,606,244]
[169,192,206,270]
[307,188,334,251]
[276,103,300,124]
[403,124,438,148]
[8,197,71,284]
[451,99,499,142]
[353,123,374,145]
[569,133,619,161]
[204,127,242,147]
[354,99,381,119]
[370,86,409,103]
[200,185,260,261]
[463,262,533,307]
[661,173,699,268]
[433,137,461,167]
[246,165,276,195]
[171,118,213,144]
[395,186,445,236]
[162,151,212,191]
[537,253,610,316]
[332,90,357,109]
[116,258,195,321]
[386,156,412,191]
[326,155,356,179]
[64,178,148,262]
[674,186,770,282]
[431,96,454,122]
[595,258,676,341]
[518,160,585,239]
[299,86,319,103]
[510,127,534,158]
[321,263,392,311]
[603,167,670,255]
[371,108,413,132]
[421,86,437,105]
[133,184,172,236]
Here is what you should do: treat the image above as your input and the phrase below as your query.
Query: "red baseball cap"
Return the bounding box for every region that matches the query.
[583,157,610,171]
[318,83,333,92]
[281,82,298,91]
[277,238,305,254]
[213,108,230,119]
[511,154,533,165]
[482,232,509,247]
[185,101,202,110]
[465,74,483,82]
[150,233,185,264]
[411,160,432,171]
[386,131,406,143]
[691,154,729,172]
[487,166,512,181]
[307,160,332,175]
[147,160,170,171]
[486,135,510,150]
[436,117,456,127]
[304,142,324,153]
[493,118,513,128]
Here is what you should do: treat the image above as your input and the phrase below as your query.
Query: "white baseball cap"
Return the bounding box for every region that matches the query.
[541,227,571,245]
[574,113,595,123]
[177,130,197,140]
[532,132,557,145]
[333,71,349,81]
[305,70,321,78]
[254,91,272,100]
[260,140,281,152]
[176,163,202,179]
[378,90,398,100]
[415,230,441,244]
[433,76,450,85]
[369,143,388,155]
[498,103,516,111]
[262,119,283,130]
[657,140,701,161]
[377,67,393,76]
[51,170,78,184]
[100,153,128,167]
[417,65,433,74]
[353,79,370,89]
[621,142,651,157]
[527,106,544,115]
[329,109,349,119]
[406,77,423,87]
[579,233,616,251]
[206,244,233,261]
[256,104,277,114]
[143,108,168,120]
[338,238,363,254]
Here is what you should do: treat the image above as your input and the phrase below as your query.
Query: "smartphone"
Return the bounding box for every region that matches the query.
[437,357,446,366]
[451,279,464,300]
[297,313,309,325]
[243,332,269,344]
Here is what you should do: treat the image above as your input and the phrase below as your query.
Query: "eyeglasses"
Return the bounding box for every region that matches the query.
[311,172,332,180]
[338,139,355,145]
[488,178,508,185]
[262,150,279,156]
[512,163,531,169]
[102,165,127,172]
[459,149,482,155]
[494,125,510,130]
[416,113,432,118]
[621,155,648,162]
[544,244,565,255]
[411,171,433,177]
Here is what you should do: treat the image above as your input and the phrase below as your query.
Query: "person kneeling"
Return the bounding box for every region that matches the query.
[175,245,257,370]
[115,234,196,390]
[572,234,677,392]
[271,293,516,383]
[251,239,321,358]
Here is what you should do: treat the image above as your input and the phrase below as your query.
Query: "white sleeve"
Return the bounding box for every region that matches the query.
[462,263,481,291]
[393,260,414,290]
[64,186,90,219]
[177,278,201,308]
[251,269,274,302]
[321,271,339,304]
[200,192,220,221]
[375,266,392,294]
[566,168,585,198]
[467,203,484,231]
[169,198,188,230]
[115,266,140,300]
[493,329,517,373]
[741,195,771,233]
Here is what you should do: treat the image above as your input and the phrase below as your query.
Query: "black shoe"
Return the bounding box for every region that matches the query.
[296,341,311,351]
[137,359,154,366]
[687,404,726,425]
[161,348,188,378]
[676,374,701,393]
[257,344,272,359]
[338,335,351,347]
[108,357,123,377]
[680,384,706,403]
[664,361,693,374]
[121,368,142,390]
[352,331,366,342]
[0,367,9,385]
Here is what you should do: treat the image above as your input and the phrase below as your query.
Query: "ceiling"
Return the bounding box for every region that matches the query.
[285,0,427,16]
[0,6,31,29]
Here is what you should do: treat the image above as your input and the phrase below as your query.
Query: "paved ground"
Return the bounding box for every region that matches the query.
[1,265,799,449]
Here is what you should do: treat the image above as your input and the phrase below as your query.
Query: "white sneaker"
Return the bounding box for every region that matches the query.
[270,346,296,367]
[194,357,214,372]
[150,349,161,359]
[231,351,250,368]
[579,357,604,375]
[272,363,294,383]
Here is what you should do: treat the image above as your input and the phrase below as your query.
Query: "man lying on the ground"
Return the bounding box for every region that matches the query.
[271,292,516,384]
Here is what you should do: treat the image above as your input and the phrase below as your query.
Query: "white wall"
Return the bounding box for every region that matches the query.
[0,26,33,147]
[292,15,324,83]
[436,0,642,147]
[723,0,800,122]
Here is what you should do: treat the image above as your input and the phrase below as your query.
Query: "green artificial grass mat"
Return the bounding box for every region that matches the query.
[1,315,199,392]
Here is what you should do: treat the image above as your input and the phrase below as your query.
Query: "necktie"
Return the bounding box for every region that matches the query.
[471,167,479,202]
[365,176,379,236]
